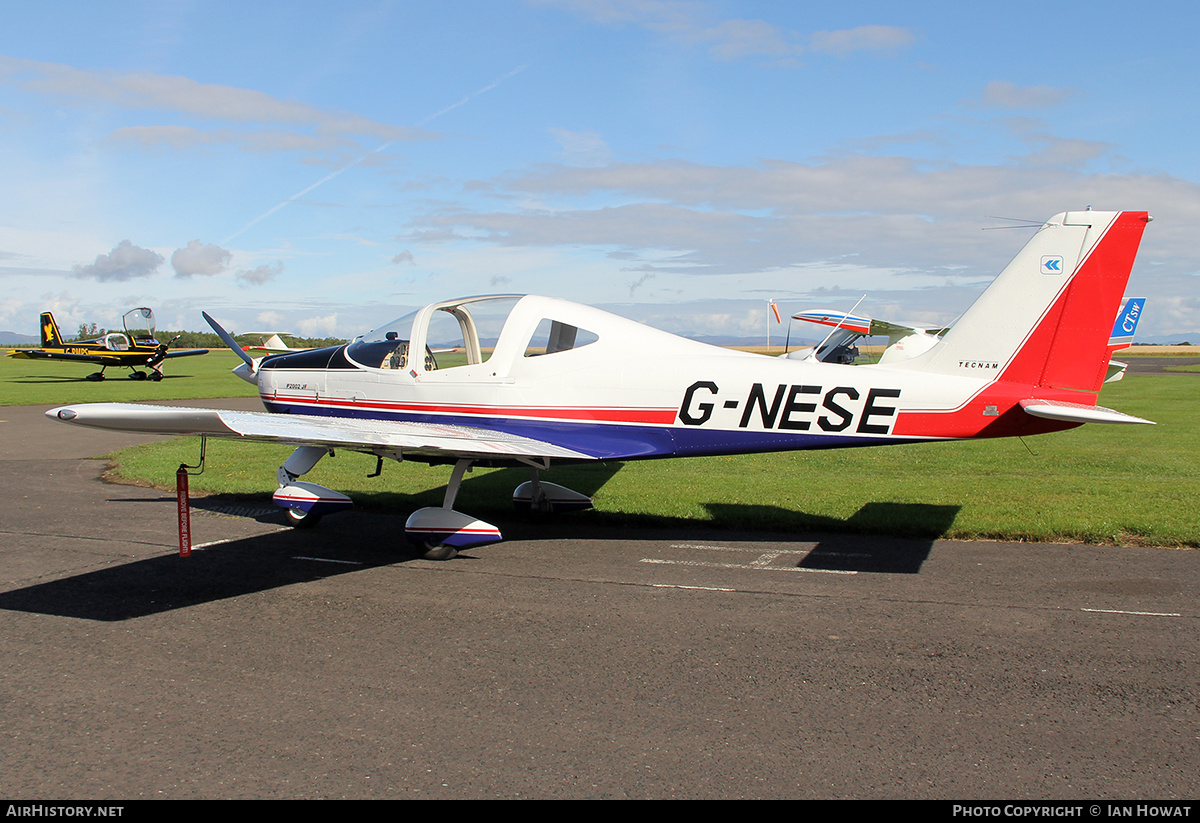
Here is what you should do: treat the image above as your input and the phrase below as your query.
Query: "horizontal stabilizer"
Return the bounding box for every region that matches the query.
[1105,359,1128,383]
[1019,399,1154,425]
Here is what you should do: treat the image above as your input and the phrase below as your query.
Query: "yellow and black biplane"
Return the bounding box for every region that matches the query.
[6,307,207,381]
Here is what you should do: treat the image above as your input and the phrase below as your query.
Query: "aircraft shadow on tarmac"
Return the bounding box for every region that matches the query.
[10,374,187,383]
[0,499,958,622]
[692,501,957,574]
[0,520,419,622]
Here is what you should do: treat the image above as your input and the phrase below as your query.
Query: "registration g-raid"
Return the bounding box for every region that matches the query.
[49,210,1154,559]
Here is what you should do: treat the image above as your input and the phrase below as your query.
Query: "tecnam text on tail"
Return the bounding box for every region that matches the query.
[49,210,1154,559]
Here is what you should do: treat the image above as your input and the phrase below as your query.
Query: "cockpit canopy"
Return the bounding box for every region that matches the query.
[122,307,157,343]
[346,295,523,371]
[345,295,602,373]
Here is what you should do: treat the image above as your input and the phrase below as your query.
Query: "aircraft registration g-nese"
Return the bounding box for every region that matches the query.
[49,210,1154,559]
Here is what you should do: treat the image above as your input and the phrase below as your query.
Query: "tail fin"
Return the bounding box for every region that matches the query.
[40,312,64,348]
[912,211,1150,395]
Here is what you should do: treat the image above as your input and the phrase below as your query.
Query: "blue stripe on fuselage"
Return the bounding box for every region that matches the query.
[260,400,903,460]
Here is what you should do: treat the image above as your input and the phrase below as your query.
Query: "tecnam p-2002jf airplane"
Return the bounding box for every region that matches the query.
[48,210,1153,559]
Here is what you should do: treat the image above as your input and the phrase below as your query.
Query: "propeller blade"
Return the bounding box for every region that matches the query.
[203,311,254,368]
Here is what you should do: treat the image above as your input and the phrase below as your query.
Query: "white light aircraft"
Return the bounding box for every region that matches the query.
[792,296,1146,378]
[48,210,1154,559]
[239,332,303,357]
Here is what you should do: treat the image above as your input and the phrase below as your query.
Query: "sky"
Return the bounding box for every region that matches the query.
[2,0,1198,343]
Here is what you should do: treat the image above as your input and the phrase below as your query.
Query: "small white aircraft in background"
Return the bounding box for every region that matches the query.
[792,296,1146,380]
[239,332,304,357]
[788,309,953,365]
[48,210,1154,559]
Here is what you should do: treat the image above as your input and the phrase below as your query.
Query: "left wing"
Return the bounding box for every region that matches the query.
[162,348,209,358]
[7,349,123,365]
[47,402,593,461]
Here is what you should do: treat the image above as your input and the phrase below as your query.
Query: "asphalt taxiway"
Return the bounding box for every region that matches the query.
[1,399,1197,799]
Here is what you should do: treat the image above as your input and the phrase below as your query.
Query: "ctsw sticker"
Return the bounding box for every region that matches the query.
[678,381,902,434]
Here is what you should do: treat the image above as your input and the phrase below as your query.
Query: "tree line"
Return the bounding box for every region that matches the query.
[67,324,346,349]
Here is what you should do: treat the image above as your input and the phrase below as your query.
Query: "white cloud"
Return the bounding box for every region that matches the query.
[237,261,284,287]
[73,240,164,282]
[108,125,354,155]
[171,240,232,277]
[537,2,915,64]
[298,313,339,337]
[255,310,286,329]
[808,25,917,56]
[0,57,421,142]
[979,81,1079,110]
[700,18,802,61]
[404,151,1200,336]
[549,128,613,167]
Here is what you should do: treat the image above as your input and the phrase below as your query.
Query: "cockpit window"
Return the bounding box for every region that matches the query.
[346,311,421,369]
[122,307,156,342]
[103,333,130,352]
[798,331,889,365]
[524,319,598,357]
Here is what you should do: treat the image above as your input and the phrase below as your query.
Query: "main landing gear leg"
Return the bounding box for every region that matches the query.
[273,445,352,528]
[405,458,502,560]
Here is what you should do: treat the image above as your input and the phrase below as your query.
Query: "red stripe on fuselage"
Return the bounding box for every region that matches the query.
[266,393,679,425]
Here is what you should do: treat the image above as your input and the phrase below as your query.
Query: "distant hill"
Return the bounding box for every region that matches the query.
[0,331,38,346]
[1134,336,1200,346]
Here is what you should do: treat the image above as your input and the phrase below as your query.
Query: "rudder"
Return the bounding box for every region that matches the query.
[40,313,64,348]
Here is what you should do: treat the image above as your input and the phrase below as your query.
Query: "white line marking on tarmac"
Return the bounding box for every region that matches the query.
[189,528,288,551]
[650,583,736,592]
[641,543,858,574]
[1082,608,1181,617]
[641,558,856,574]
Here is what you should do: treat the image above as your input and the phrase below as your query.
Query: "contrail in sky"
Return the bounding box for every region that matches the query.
[222,64,529,245]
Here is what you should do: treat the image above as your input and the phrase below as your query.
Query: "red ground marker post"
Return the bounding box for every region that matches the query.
[176,465,192,557]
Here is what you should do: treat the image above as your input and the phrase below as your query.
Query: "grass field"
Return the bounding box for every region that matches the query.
[73,366,1199,549]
